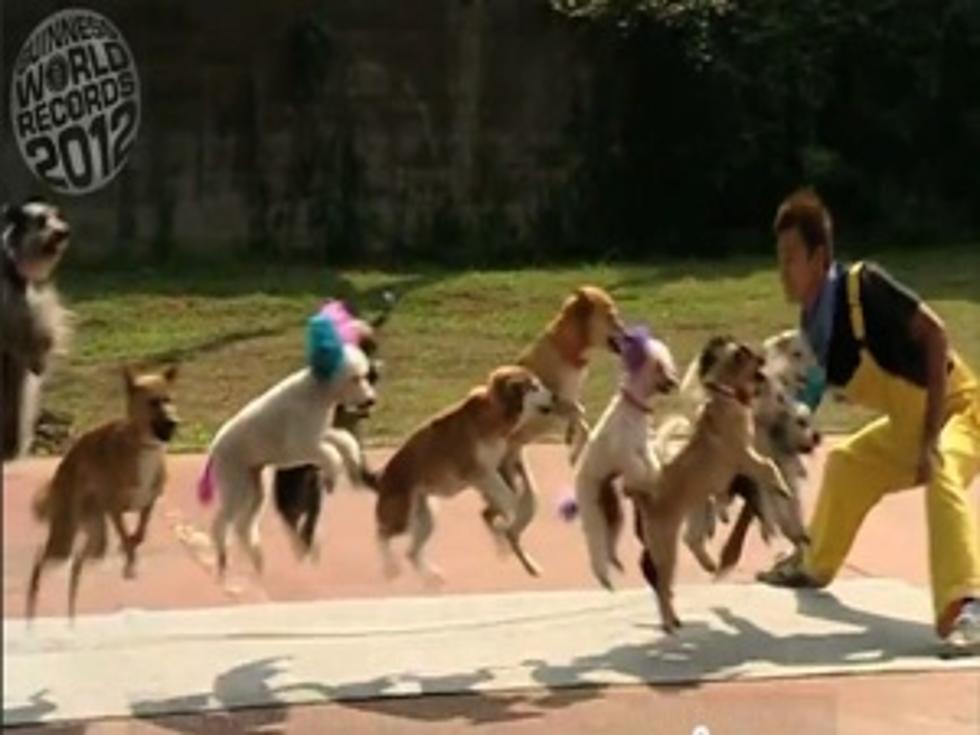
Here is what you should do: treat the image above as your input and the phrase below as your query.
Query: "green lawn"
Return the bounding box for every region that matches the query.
[39,246,980,453]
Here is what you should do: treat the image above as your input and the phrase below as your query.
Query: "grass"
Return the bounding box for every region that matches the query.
[39,246,980,453]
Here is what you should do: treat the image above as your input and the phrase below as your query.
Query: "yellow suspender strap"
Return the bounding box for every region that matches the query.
[847,262,866,344]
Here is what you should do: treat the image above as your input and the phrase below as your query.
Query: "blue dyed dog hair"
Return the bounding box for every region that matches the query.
[306,311,345,381]
[797,364,827,412]
[621,324,651,374]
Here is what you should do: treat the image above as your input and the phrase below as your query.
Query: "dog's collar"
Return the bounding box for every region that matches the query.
[704,381,752,406]
[2,246,26,292]
[620,387,652,414]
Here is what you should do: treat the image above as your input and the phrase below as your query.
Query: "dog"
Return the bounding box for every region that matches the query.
[679,332,818,574]
[26,365,180,619]
[571,326,679,590]
[716,397,820,573]
[199,304,376,575]
[2,198,73,462]
[272,290,398,558]
[483,285,625,576]
[627,339,791,632]
[373,365,558,584]
[761,328,818,399]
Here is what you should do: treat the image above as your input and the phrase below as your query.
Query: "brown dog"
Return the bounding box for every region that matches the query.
[484,286,625,575]
[627,341,791,632]
[26,366,180,619]
[373,365,557,584]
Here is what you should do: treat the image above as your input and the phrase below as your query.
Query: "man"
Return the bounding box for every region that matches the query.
[760,187,980,654]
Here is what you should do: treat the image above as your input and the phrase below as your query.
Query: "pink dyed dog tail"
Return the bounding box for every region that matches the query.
[197,455,216,505]
[557,491,579,522]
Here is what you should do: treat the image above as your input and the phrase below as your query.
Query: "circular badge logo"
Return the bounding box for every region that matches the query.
[10,9,141,195]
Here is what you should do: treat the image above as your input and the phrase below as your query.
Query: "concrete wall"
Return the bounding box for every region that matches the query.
[1,0,590,262]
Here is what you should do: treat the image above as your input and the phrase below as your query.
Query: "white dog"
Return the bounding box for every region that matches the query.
[199,304,376,575]
[572,326,679,589]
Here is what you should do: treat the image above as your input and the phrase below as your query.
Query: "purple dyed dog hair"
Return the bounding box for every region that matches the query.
[621,324,652,375]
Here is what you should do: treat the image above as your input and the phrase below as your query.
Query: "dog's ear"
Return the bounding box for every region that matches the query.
[355,322,378,356]
[3,202,25,228]
[768,417,789,451]
[163,364,179,384]
[369,289,399,329]
[698,336,731,379]
[493,372,529,420]
[122,365,138,393]
[571,287,594,315]
[559,287,592,320]
[562,287,595,346]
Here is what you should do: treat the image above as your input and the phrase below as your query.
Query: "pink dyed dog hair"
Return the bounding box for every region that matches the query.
[317,300,361,345]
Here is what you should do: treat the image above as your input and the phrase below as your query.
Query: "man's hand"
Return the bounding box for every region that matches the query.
[914,442,940,486]
[909,304,948,488]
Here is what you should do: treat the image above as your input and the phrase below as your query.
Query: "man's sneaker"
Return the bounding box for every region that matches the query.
[756,550,823,588]
[943,598,980,657]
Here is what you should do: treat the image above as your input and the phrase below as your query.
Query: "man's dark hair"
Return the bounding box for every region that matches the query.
[774,187,834,259]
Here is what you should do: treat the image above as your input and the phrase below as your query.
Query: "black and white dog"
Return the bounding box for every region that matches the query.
[2,198,73,462]
[272,290,397,557]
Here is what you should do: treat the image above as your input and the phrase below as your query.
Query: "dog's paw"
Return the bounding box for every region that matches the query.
[660,614,683,635]
[718,549,739,574]
[382,558,402,580]
[759,523,774,544]
[247,550,265,576]
[517,552,541,577]
[692,550,718,575]
[421,566,445,589]
[222,581,246,597]
[410,556,445,588]
[286,532,308,561]
[714,564,734,581]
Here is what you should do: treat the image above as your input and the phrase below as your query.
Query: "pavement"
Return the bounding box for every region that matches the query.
[3,444,979,734]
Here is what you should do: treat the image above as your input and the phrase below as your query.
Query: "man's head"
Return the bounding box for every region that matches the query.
[774,188,833,306]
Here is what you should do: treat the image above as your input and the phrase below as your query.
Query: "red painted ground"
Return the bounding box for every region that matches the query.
[4,443,979,734]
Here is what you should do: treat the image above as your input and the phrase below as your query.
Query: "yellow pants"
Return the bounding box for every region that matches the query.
[805,399,980,629]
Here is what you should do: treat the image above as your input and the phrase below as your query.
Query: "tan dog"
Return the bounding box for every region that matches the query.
[26,366,180,619]
[628,342,791,632]
[680,333,818,575]
[484,286,625,575]
[374,365,557,583]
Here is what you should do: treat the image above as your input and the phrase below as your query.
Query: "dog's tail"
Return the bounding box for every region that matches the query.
[323,428,378,490]
[31,481,53,520]
[651,414,691,462]
[556,491,579,522]
[31,478,74,560]
[368,289,400,330]
[197,455,216,505]
[677,354,705,411]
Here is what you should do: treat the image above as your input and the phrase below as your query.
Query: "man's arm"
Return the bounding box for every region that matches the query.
[908,303,948,484]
